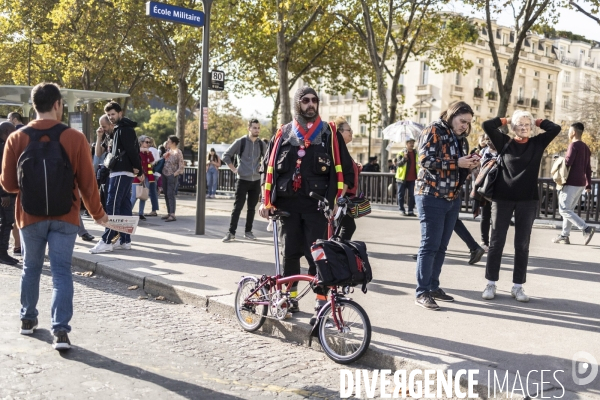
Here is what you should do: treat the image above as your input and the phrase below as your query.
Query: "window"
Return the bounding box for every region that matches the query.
[584,74,591,91]
[534,71,540,77]
[547,82,552,90]
[531,42,536,53]
[475,105,480,111]
[546,91,551,101]
[562,95,569,109]
[548,74,552,80]
[477,68,482,76]
[518,87,524,100]
[455,73,461,85]
[489,108,494,114]
[478,58,484,64]
[345,115,352,125]
[510,32,515,42]
[476,78,481,88]
[419,111,427,124]
[519,67,525,75]
[496,29,501,39]
[421,63,429,85]
[359,115,366,134]
[559,46,566,59]
[564,71,571,83]
[532,89,538,99]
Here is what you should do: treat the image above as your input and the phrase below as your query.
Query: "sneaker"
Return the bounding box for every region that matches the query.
[113,242,132,250]
[552,235,570,244]
[430,288,454,302]
[511,286,529,302]
[139,215,146,221]
[222,232,235,243]
[244,232,257,240]
[583,226,595,246]
[407,212,416,217]
[310,299,328,326]
[288,298,299,313]
[468,247,485,265]
[52,331,71,351]
[89,240,113,254]
[20,318,38,335]
[479,243,489,252]
[415,293,440,310]
[482,284,496,300]
[81,233,95,242]
[0,251,19,265]
[400,211,408,216]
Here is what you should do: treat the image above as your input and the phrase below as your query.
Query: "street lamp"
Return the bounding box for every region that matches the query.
[27,36,42,86]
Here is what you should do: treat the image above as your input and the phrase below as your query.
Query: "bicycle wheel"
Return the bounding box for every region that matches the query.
[234,276,268,332]
[318,299,371,364]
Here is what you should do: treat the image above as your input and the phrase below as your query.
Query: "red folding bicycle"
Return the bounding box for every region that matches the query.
[234,193,371,364]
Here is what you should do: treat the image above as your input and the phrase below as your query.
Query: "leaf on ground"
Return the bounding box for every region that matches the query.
[138,296,147,300]
[74,271,94,277]
[128,285,139,290]
[155,296,166,301]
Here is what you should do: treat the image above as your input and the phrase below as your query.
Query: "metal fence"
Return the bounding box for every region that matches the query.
[179,168,600,223]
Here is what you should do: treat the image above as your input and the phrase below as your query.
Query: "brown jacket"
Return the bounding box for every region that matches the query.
[1,119,104,229]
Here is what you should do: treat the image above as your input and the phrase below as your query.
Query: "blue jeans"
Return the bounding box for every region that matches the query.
[415,194,461,297]
[20,220,79,333]
[131,178,159,215]
[397,180,415,212]
[102,175,133,244]
[206,167,218,196]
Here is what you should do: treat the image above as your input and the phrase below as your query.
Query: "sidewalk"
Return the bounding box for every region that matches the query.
[74,196,600,399]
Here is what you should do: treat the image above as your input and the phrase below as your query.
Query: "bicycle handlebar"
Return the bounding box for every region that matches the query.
[309,192,327,204]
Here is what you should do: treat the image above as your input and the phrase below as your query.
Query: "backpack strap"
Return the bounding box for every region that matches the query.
[22,123,69,142]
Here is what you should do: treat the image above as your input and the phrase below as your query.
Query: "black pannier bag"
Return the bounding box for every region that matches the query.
[310,239,373,293]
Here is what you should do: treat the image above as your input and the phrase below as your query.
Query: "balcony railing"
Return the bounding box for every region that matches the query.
[183,169,600,223]
[545,101,553,110]
[584,59,595,68]
[486,91,498,101]
[516,97,525,105]
[531,98,539,108]
[560,57,579,67]
[473,87,484,98]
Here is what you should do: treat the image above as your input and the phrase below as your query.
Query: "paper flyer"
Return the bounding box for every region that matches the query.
[102,216,139,235]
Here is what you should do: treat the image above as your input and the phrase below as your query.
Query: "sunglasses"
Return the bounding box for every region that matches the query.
[144,140,152,144]
[299,97,318,105]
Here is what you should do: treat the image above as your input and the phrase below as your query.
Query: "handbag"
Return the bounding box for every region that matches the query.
[136,180,149,201]
[153,158,165,174]
[103,131,120,170]
[472,140,511,202]
[347,193,372,218]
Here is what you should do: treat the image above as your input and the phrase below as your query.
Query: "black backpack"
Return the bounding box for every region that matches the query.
[18,124,75,216]
[310,239,373,293]
[233,136,265,168]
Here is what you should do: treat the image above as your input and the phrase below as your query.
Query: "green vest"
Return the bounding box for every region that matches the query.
[395,150,419,181]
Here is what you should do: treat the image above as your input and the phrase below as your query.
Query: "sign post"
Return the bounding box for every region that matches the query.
[146,0,212,235]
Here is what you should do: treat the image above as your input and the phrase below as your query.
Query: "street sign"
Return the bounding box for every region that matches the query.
[209,70,225,91]
[146,1,205,27]
[202,107,209,129]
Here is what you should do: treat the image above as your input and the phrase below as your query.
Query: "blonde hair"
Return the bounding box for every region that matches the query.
[334,116,349,133]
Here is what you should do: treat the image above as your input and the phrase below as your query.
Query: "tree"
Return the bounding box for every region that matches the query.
[568,1,600,25]
[139,108,177,146]
[467,0,558,117]
[336,0,477,162]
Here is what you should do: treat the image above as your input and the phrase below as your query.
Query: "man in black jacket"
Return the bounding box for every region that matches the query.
[0,121,19,265]
[90,101,142,253]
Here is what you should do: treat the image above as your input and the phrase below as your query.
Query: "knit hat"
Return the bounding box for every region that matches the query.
[293,86,319,122]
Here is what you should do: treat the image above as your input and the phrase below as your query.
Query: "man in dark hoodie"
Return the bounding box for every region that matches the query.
[90,101,142,253]
[258,86,355,319]
[0,121,19,265]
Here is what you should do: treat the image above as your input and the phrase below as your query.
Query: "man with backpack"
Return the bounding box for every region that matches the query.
[0,121,19,265]
[0,82,107,350]
[221,118,265,242]
[89,101,142,253]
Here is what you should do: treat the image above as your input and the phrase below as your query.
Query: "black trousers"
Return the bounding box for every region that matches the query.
[228,179,261,235]
[480,201,492,246]
[485,199,537,284]
[280,211,327,292]
[339,215,356,241]
[0,196,16,252]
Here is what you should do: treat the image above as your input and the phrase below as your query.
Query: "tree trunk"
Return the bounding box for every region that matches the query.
[271,94,281,136]
[277,26,292,124]
[375,69,390,165]
[176,75,188,150]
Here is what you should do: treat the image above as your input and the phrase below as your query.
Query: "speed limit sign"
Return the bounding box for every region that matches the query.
[209,70,225,91]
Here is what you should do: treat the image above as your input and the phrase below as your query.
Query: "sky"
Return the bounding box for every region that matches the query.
[230,2,600,119]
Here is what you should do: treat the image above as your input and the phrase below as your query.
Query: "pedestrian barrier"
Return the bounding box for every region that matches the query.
[178,168,600,223]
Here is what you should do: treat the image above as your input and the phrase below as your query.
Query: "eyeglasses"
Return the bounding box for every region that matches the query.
[515,124,531,129]
[299,97,318,105]
[144,141,152,144]
[342,129,353,134]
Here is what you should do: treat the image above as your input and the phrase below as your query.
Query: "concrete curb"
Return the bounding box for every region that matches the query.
[67,254,550,399]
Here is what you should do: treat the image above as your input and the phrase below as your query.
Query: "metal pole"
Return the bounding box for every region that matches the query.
[28,37,31,86]
[195,0,213,235]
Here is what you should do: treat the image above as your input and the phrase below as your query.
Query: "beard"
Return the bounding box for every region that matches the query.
[300,106,318,121]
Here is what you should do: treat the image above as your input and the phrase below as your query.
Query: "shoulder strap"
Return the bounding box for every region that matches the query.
[239,136,246,157]
[497,139,512,167]
[22,123,69,142]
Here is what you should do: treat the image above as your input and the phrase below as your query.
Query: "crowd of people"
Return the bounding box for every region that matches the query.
[2,82,596,352]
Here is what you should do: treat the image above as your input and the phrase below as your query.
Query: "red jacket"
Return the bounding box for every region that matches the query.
[134,151,155,183]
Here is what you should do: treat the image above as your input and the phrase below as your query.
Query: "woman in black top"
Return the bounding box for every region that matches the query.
[481,111,560,302]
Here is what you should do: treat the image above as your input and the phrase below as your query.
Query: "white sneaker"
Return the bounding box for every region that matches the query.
[89,240,113,254]
[511,286,529,302]
[482,284,496,300]
[113,242,132,250]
